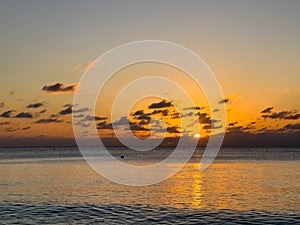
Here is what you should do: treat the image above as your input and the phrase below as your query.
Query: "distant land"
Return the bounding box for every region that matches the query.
[1,131,299,147]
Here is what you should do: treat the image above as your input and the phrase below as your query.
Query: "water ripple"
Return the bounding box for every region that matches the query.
[1,201,299,224]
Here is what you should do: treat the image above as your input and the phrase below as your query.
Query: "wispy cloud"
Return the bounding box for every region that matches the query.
[35,118,63,124]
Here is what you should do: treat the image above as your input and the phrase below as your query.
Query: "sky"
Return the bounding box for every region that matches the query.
[0,0,299,146]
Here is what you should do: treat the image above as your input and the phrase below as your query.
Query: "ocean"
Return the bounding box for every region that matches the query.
[1,147,299,224]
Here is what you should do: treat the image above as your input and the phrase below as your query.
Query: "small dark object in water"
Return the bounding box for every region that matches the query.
[120,155,124,159]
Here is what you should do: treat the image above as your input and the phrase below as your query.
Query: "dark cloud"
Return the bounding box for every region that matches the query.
[97,117,135,130]
[228,122,238,127]
[0,121,11,125]
[139,120,149,125]
[73,107,89,113]
[15,112,33,118]
[73,114,85,118]
[261,107,274,114]
[226,125,245,134]
[166,126,181,133]
[59,105,72,115]
[183,106,202,110]
[0,110,16,118]
[285,114,300,120]
[284,123,300,130]
[42,82,77,93]
[262,109,300,120]
[21,126,31,130]
[202,124,223,130]
[136,114,151,121]
[26,102,44,108]
[196,112,219,124]
[132,110,145,116]
[149,109,169,116]
[59,105,89,116]
[148,100,173,109]
[129,124,150,131]
[171,111,180,119]
[39,109,47,114]
[97,121,113,130]
[218,98,229,104]
[84,115,107,121]
[35,118,63,124]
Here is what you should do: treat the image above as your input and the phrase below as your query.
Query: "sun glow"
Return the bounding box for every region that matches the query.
[193,133,201,139]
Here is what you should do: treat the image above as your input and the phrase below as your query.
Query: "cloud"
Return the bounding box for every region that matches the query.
[73,114,85,118]
[15,112,33,118]
[262,109,300,120]
[59,105,89,116]
[228,122,238,127]
[226,125,245,134]
[39,109,47,114]
[5,127,17,132]
[149,109,169,116]
[148,100,173,109]
[183,106,202,110]
[0,110,16,118]
[42,82,77,93]
[97,116,134,130]
[73,60,96,73]
[97,121,113,130]
[166,126,181,133]
[4,126,31,132]
[132,110,145,116]
[21,126,31,130]
[73,107,89,113]
[129,124,150,131]
[0,101,4,108]
[139,120,149,125]
[35,118,63,124]
[26,102,44,108]
[171,111,180,119]
[136,114,151,121]
[261,107,274,114]
[59,105,72,115]
[219,94,240,104]
[218,98,229,104]
[84,115,107,121]
[196,112,218,124]
[84,61,93,72]
[284,123,300,130]
[0,121,11,125]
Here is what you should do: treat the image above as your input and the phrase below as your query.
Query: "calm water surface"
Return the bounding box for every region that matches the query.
[0,147,299,224]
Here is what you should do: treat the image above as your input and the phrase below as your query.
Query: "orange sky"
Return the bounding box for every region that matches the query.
[0,1,299,146]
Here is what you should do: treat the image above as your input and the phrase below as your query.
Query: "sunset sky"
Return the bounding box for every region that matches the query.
[0,0,299,146]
